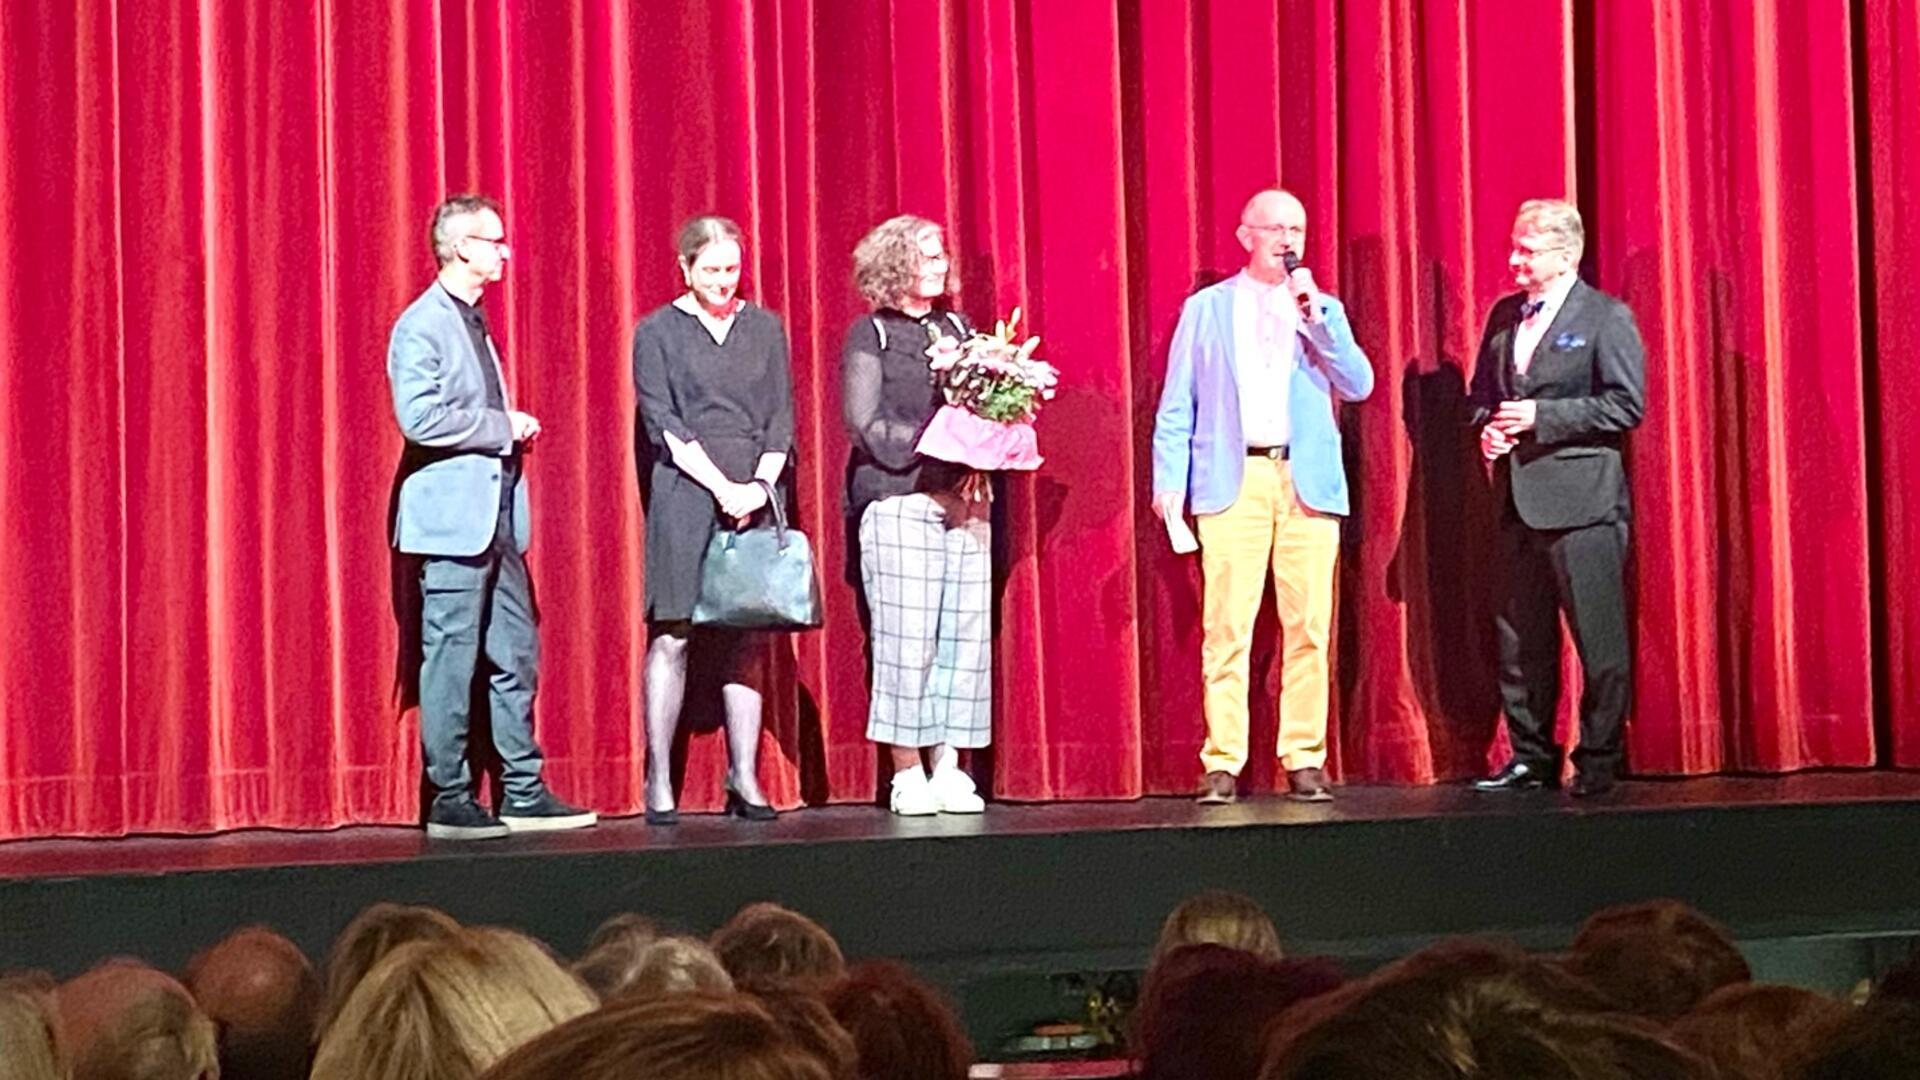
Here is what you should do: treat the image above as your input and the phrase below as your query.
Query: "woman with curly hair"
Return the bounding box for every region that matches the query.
[842,216,992,817]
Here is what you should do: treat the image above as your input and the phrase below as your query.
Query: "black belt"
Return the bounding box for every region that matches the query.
[1247,445,1290,460]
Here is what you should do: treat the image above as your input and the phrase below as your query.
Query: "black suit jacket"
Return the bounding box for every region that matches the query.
[1469,279,1647,530]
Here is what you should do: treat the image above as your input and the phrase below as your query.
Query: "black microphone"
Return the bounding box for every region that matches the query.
[1281,250,1315,317]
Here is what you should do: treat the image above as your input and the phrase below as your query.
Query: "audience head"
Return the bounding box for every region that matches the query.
[825,960,972,1080]
[569,913,662,1000]
[181,926,319,1080]
[1788,1000,1920,1080]
[739,979,858,1080]
[478,993,837,1080]
[308,925,595,1080]
[1562,900,1751,1020]
[1131,944,1342,1080]
[852,215,952,311]
[1668,983,1849,1080]
[317,901,460,1038]
[57,961,218,1080]
[1264,940,1703,1080]
[1152,890,1285,965]
[0,973,66,1080]
[621,936,736,1000]
[712,903,846,989]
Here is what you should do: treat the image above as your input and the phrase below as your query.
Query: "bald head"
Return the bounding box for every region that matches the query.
[1241,188,1305,226]
[1236,188,1308,283]
[183,926,318,1038]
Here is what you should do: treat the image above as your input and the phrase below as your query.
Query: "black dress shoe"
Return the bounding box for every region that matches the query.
[644,804,680,826]
[1569,773,1617,798]
[1472,761,1558,792]
[725,787,778,822]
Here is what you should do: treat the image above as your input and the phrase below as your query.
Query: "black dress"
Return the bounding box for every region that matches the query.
[632,301,795,621]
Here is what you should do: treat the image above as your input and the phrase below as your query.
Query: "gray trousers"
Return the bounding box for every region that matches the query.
[418,513,543,804]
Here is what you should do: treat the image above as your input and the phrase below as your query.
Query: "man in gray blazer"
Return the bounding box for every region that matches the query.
[388,194,595,839]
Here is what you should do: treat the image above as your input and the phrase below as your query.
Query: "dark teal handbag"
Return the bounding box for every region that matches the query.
[692,487,823,630]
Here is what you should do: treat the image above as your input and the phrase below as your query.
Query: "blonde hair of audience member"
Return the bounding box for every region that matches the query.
[621,937,735,1000]
[0,974,66,1080]
[316,901,460,1038]
[478,993,836,1080]
[58,962,218,1080]
[1152,890,1284,965]
[308,926,594,1080]
[711,903,847,988]
[570,913,662,1000]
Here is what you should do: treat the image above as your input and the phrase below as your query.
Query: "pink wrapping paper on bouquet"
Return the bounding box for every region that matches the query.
[914,405,1044,471]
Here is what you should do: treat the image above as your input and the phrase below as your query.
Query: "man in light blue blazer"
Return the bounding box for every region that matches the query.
[1151,189,1374,805]
[388,194,595,840]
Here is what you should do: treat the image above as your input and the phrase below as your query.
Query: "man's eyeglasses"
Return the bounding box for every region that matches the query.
[459,235,512,257]
[1244,223,1306,236]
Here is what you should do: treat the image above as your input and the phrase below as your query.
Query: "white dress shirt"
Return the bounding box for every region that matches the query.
[1512,272,1578,375]
[1231,271,1297,448]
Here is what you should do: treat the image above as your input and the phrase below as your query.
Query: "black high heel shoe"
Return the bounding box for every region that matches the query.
[724,787,777,822]
[644,803,679,826]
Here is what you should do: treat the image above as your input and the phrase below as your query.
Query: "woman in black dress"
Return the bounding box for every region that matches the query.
[842,215,993,817]
[631,216,794,824]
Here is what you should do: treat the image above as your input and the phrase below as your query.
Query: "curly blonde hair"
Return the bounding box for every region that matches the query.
[851,215,956,310]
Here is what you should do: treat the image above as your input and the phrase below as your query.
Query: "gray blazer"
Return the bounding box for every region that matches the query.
[387,283,530,557]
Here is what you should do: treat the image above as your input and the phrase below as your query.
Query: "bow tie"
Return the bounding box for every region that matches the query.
[1519,299,1547,320]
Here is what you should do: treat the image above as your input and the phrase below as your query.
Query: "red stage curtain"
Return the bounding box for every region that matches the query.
[0,0,1908,839]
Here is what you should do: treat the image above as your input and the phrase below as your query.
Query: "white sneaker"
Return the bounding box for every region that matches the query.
[930,768,985,814]
[889,769,940,816]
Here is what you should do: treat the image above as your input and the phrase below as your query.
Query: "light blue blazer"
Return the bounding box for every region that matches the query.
[387,284,530,557]
[1151,277,1374,516]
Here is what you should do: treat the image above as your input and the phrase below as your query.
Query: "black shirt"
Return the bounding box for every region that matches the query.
[442,286,520,517]
[841,307,971,519]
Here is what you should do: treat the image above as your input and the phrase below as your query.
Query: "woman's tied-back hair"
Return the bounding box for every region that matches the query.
[676,215,745,268]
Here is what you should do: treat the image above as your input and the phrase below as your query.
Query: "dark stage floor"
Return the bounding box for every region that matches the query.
[6,773,1920,990]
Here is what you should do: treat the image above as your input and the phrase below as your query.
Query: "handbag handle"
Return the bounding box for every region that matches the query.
[717,481,791,551]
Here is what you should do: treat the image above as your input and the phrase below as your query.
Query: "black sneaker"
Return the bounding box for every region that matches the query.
[426,797,511,841]
[498,789,598,833]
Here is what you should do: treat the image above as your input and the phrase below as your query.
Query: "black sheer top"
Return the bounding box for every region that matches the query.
[841,307,972,519]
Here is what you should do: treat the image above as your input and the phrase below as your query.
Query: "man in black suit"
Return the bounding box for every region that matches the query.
[1469,199,1647,798]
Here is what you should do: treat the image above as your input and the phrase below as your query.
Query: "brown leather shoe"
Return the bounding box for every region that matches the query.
[1197,770,1237,805]
[1286,767,1334,802]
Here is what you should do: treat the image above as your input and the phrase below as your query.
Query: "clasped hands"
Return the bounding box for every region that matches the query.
[715,479,771,526]
[1480,400,1537,461]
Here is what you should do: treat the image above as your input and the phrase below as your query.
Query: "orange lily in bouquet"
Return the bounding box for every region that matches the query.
[914,308,1058,473]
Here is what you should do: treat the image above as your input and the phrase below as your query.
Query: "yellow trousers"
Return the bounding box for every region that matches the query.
[1196,458,1340,775]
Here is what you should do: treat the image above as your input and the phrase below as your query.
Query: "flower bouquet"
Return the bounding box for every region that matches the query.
[914,308,1058,471]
